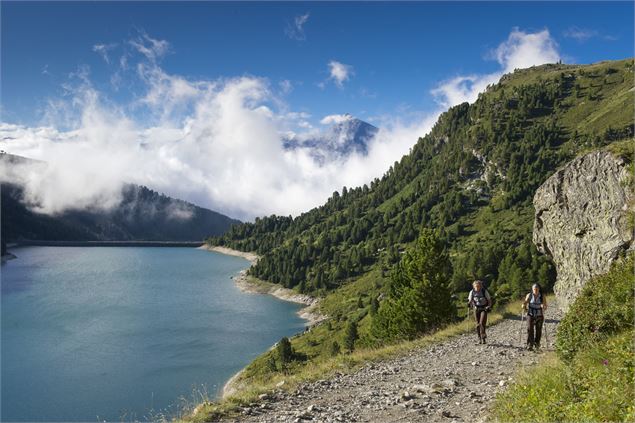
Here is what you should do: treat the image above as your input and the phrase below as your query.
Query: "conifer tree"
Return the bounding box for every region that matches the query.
[371,230,456,342]
[344,321,358,352]
[329,340,341,356]
[277,337,293,365]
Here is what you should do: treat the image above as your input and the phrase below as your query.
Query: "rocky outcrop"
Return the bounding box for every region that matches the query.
[533,150,633,311]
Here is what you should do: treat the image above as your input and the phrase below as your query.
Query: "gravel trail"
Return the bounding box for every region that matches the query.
[226,303,563,423]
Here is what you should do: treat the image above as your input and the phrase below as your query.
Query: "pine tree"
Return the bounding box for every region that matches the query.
[371,230,456,342]
[277,337,293,365]
[329,340,341,356]
[344,321,358,352]
[370,296,379,316]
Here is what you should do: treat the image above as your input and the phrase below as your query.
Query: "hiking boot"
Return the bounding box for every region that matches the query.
[526,344,533,351]
[482,337,487,344]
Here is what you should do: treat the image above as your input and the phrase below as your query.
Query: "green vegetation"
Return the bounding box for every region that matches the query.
[1,175,239,242]
[492,255,635,422]
[200,58,634,420]
[370,230,455,342]
[344,320,358,352]
[208,58,632,304]
[276,337,293,368]
[556,255,635,361]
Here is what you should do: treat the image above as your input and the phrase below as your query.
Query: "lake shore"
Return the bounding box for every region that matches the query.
[199,244,325,326]
[200,244,327,399]
[198,245,260,265]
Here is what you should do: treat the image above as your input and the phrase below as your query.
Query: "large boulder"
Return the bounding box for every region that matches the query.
[533,150,633,311]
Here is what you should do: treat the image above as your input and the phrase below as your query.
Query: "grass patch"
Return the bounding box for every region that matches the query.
[604,138,635,163]
[492,330,635,423]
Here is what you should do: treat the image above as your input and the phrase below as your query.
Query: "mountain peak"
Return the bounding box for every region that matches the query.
[284,116,378,159]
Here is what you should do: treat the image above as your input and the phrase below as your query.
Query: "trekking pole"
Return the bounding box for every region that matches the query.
[543,311,549,347]
[518,310,525,347]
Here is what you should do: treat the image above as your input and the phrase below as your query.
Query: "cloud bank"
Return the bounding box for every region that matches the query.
[1,28,562,222]
[0,34,432,221]
[320,114,353,125]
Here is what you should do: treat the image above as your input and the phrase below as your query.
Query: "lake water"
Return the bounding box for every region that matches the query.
[1,247,306,422]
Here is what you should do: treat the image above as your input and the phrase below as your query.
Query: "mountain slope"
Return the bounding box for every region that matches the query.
[202,58,634,382]
[1,154,240,242]
[191,58,634,422]
[208,58,634,301]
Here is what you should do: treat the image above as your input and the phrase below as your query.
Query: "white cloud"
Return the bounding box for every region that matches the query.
[285,13,310,41]
[563,26,598,42]
[563,26,616,42]
[320,114,352,125]
[92,43,117,64]
[129,31,170,63]
[279,79,293,95]
[493,28,560,71]
[5,29,557,222]
[432,28,561,107]
[328,60,353,88]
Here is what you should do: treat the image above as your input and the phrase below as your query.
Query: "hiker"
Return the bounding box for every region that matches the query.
[523,283,547,351]
[467,280,492,344]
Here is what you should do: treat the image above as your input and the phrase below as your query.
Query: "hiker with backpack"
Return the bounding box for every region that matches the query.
[467,280,492,344]
[522,283,547,351]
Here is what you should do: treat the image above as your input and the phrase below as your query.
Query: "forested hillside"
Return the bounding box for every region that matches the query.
[1,156,241,242]
[208,59,634,304]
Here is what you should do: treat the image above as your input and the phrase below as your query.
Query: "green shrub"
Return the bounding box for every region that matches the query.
[492,330,635,422]
[556,255,634,361]
[567,331,635,421]
[344,320,358,352]
[493,254,635,422]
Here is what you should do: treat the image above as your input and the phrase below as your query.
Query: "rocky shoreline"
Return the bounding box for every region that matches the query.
[200,245,326,326]
[200,244,327,399]
[200,245,260,265]
[200,244,326,326]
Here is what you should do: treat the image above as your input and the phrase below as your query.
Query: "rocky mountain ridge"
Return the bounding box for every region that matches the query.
[284,115,379,160]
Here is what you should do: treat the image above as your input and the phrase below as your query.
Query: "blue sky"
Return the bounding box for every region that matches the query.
[2,1,633,126]
[0,2,633,220]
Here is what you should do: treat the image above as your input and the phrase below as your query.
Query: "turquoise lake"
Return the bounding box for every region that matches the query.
[1,246,306,421]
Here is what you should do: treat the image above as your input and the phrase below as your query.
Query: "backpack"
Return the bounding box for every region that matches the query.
[527,292,543,316]
[471,287,494,308]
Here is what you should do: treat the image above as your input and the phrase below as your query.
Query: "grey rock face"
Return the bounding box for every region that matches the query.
[533,150,633,311]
